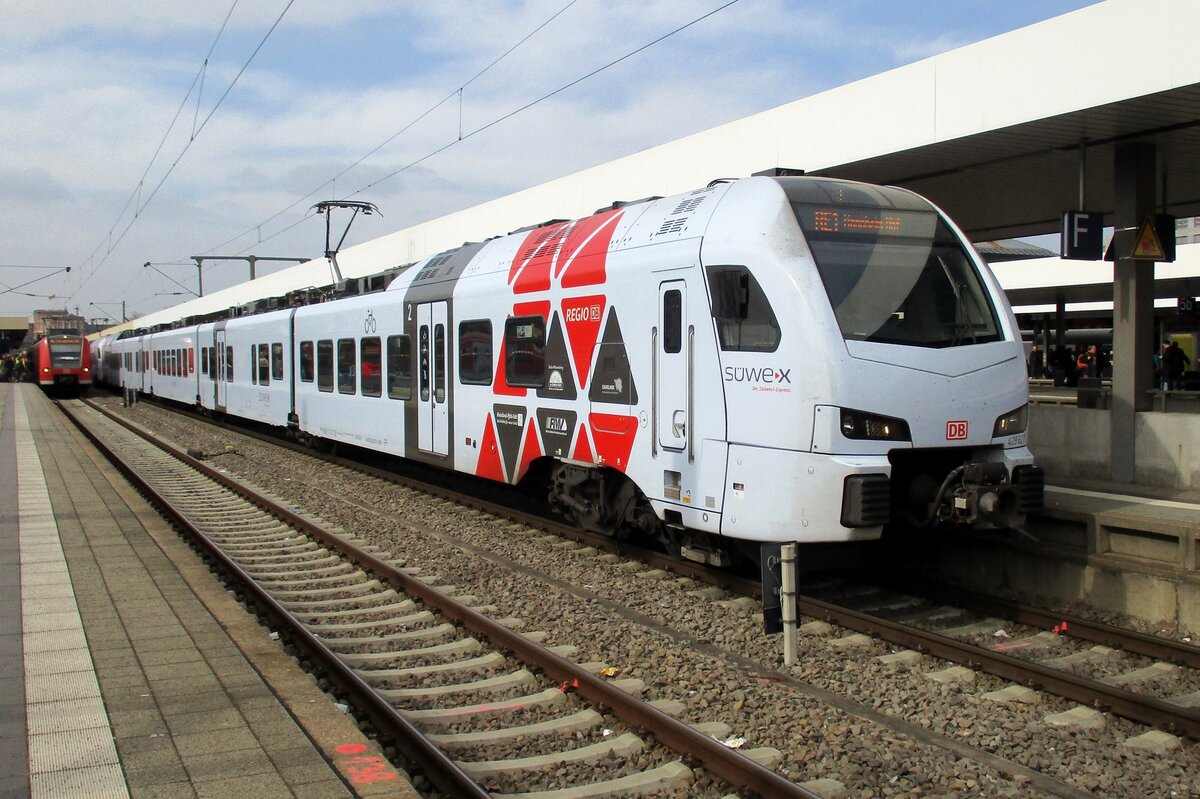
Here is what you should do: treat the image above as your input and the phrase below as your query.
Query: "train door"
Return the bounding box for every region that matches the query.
[215,328,228,410]
[656,280,689,453]
[416,301,449,456]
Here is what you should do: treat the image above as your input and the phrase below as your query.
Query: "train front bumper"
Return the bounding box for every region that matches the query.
[721,443,1041,543]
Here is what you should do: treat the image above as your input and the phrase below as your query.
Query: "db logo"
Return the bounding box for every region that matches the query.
[946,421,968,441]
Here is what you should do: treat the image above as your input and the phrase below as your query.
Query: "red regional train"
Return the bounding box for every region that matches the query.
[24,334,93,395]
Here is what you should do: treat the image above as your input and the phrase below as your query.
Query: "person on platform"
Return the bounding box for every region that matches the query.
[1028,344,1045,379]
[1163,340,1191,390]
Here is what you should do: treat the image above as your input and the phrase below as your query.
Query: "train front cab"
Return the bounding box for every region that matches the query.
[31,335,93,391]
[700,177,1043,560]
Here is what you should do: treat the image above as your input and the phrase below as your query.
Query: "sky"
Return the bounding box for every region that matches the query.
[0,0,1101,323]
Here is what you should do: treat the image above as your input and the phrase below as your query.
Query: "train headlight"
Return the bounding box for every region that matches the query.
[992,405,1028,437]
[839,408,911,441]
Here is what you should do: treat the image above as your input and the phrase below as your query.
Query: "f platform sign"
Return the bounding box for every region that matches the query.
[1061,211,1103,260]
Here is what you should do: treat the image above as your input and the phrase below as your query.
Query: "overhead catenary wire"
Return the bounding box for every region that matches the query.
[213,0,740,262]
[70,0,295,301]
[78,1,240,284]
[100,0,741,313]
[203,0,582,258]
[351,0,740,198]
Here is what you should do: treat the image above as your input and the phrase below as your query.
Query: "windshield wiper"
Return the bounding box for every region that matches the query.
[938,254,977,347]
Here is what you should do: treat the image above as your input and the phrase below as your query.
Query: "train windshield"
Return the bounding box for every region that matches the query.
[49,340,83,367]
[789,182,1001,348]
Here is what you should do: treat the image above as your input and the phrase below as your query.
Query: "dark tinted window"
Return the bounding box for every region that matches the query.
[360,337,382,397]
[663,290,682,354]
[458,320,492,385]
[433,325,446,401]
[300,341,314,382]
[317,339,333,392]
[257,344,270,385]
[271,342,284,380]
[707,266,781,352]
[338,338,356,394]
[387,335,412,399]
[504,316,546,387]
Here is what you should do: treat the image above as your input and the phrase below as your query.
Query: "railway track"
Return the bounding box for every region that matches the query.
[77,394,1200,795]
[61,398,814,798]
[799,578,1200,739]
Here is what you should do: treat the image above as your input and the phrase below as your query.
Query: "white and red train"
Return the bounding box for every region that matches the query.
[97,175,1042,566]
[24,334,93,394]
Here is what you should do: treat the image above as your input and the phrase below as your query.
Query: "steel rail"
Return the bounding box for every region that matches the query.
[78,399,818,799]
[881,576,1200,669]
[63,401,491,799]
[794,593,1200,739]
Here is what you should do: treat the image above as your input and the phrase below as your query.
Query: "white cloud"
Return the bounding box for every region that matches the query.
[0,0,1097,317]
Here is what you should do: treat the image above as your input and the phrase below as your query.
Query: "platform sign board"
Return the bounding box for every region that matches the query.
[1061,211,1103,260]
[1180,297,1197,314]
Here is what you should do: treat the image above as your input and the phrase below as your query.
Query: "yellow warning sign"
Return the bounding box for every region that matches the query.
[1130,216,1166,260]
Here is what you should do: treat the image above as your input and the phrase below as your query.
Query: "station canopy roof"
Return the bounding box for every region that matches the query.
[116,0,1200,334]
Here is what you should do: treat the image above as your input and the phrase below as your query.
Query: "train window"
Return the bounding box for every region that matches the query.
[189,348,195,375]
[794,203,1001,348]
[250,346,257,384]
[458,320,492,385]
[300,341,314,382]
[663,290,682,354]
[317,339,333,392]
[504,315,546,387]
[433,325,446,401]
[338,338,356,394]
[225,344,233,381]
[707,266,781,353]
[386,335,412,400]
[258,344,270,385]
[360,337,382,398]
[201,347,208,376]
[271,343,283,381]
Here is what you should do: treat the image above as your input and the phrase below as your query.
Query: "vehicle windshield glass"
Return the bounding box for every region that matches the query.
[49,342,82,366]
[791,184,1001,348]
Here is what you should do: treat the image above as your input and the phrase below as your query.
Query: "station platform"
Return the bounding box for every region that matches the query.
[0,384,415,799]
[932,470,1200,633]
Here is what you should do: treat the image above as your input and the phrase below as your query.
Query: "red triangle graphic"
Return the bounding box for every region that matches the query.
[491,336,527,397]
[572,423,594,463]
[515,420,543,484]
[474,415,506,482]
[560,295,606,388]
[588,413,637,473]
